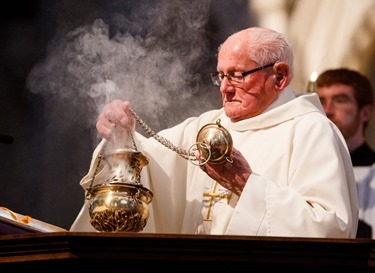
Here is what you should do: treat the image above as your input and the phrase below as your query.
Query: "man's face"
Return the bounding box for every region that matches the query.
[318,84,361,141]
[216,37,277,122]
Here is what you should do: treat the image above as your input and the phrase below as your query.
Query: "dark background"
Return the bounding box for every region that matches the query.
[0,0,255,229]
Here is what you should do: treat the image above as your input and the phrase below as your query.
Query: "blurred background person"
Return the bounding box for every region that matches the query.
[316,68,375,238]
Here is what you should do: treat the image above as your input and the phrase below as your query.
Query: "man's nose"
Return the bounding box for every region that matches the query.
[220,76,234,93]
[323,101,335,115]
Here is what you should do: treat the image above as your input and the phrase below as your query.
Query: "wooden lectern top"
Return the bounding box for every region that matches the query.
[0,232,374,272]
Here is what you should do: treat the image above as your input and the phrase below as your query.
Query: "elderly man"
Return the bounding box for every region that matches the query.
[71,27,358,238]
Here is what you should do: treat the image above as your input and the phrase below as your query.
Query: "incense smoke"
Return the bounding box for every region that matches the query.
[26,0,221,146]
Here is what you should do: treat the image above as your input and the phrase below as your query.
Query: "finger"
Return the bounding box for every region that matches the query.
[99,126,113,140]
[121,101,136,129]
[96,119,115,140]
[102,110,114,123]
[101,99,125,122]
[200,163,207,172]
[96,111,116,138]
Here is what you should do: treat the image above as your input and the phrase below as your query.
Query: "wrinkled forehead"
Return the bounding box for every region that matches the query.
[219,32,247,55]
[218,36,253,70]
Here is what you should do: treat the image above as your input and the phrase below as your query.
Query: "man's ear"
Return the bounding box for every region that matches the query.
[361,104,374,123]
[273,62,289,90]
[275,72,283,86]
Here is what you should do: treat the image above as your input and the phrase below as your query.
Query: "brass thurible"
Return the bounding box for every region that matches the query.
[86,126,153,233]
[85,109,233,233]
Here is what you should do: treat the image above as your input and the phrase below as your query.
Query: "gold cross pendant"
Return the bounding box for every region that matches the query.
[202,182,232,221]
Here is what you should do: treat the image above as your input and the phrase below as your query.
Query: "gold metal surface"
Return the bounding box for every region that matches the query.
[196,119,233,164]
[88,183,153,232]
[87,147,153,232]
[103,148,149,185]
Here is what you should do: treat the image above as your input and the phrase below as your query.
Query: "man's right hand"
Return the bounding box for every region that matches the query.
[96,100,136,140]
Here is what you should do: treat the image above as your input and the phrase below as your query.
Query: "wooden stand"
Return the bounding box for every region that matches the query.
[0,232,375,272]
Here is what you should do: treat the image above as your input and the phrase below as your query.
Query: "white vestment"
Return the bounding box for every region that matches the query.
[354,164,375,238]
[71,88,358,238]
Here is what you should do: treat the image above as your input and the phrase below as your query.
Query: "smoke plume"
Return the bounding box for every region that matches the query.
[26,0,221,146]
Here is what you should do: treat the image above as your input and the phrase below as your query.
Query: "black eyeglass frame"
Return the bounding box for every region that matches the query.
[210,62,276,86]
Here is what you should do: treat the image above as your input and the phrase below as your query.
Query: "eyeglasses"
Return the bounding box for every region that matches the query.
[210,62,276,86]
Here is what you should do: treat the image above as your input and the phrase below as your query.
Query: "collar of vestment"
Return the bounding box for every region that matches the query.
[230,87,325,131]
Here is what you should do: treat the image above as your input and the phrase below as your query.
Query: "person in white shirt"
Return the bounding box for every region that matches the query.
[71,27,358,238]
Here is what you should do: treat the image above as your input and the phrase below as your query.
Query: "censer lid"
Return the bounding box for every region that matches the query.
[103,148,149,167]
[196,119,233,164]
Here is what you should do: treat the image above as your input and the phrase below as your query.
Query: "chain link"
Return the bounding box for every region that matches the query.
[129,108,193,160]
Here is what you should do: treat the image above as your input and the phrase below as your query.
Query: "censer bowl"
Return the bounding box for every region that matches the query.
[88,183,153,232]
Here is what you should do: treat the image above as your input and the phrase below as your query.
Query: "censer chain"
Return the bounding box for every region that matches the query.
[129,108,193,161]
[85,126,140,200]
[86,108,196,200]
